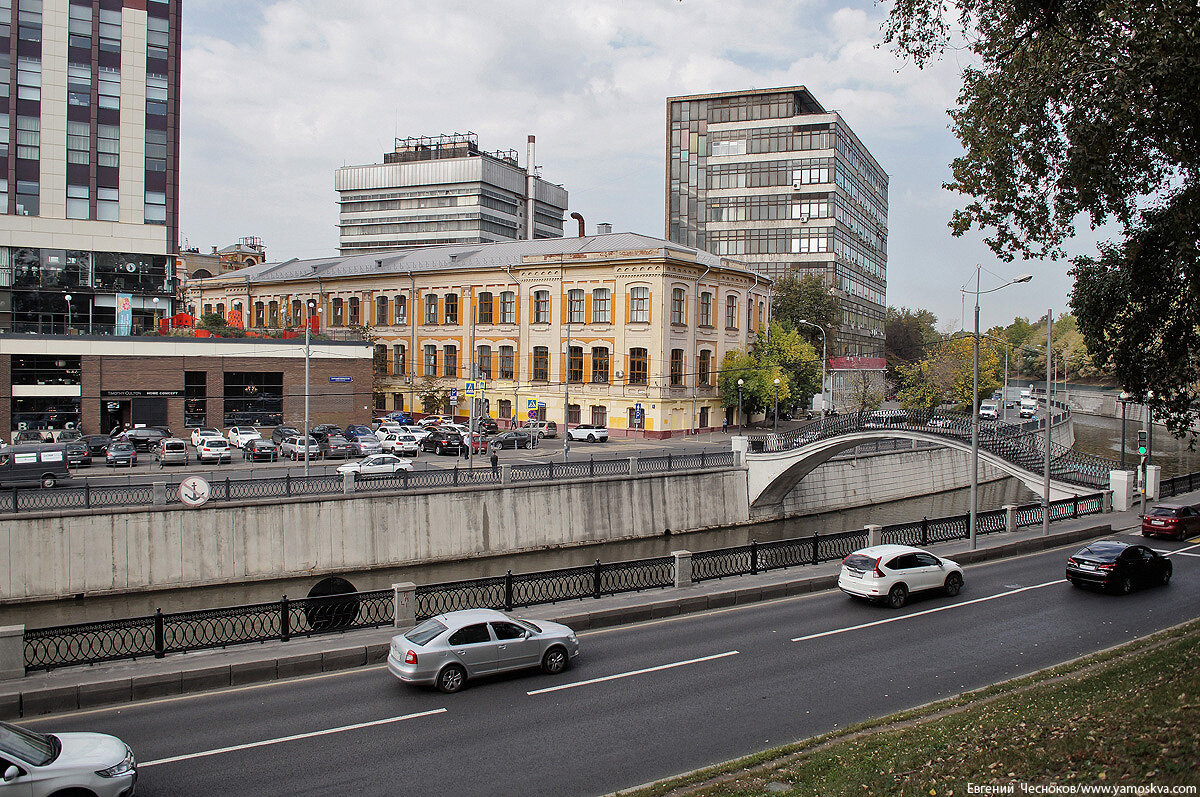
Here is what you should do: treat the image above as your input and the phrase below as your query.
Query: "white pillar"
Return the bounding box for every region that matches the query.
[1003,504,1017,533]
[0,625,23,680]
[672,550,694,588]
[1146,464,1162,500]
[342,471,355,494]
[866,524,882,548]
[392,582,416,629]
[1110,470,1134,512]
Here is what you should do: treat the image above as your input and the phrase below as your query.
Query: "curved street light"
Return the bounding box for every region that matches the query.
[795,320,827,420]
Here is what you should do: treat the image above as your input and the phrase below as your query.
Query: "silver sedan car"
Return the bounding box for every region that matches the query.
[388,608,579,693]
[0,720,137,797]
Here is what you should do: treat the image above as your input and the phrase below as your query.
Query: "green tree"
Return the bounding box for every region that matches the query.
[717,323,821,421]
[885,306,939,385]
[897,337,1002,410]
[884,0,1199,430]
[770,274,841,354]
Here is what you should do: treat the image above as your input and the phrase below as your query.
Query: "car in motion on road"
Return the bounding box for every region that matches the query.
[838,544,964,608]
[1066,540,1172,594]
[337,454,413,477]
[104,441,137,468]
[487,430,535,450]
[64,440,92,467]
[0,719,137,797]
[566,423,609,443]
[83,435,112,458]
[1141,503,1200,541]
[388,608,579,693]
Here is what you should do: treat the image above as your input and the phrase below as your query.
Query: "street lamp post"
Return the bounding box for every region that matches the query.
[64,294,72,332]
[967,268,1032,549]
[1118,391,1131,469]
[796,320,826,420]
[1043,310,1053,536]
[303,301,322,477]
[773,377,780,436]
[737,379,744,435]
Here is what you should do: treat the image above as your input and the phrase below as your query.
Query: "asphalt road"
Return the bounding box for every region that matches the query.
[23,530,1200,796]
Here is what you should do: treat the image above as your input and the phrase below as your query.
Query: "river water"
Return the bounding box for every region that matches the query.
[9,410,1193,629]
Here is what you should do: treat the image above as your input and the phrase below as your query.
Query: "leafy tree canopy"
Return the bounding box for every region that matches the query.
[884,0,1200,430]
[770,274,841,354]
[718,323,821,417]
[898,336,1002,410]
[885,306,940,384]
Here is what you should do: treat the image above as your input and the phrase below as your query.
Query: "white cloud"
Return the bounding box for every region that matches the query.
[178,0,1076,324]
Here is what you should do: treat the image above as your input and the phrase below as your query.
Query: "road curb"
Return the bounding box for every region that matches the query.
[1,523,1112,719]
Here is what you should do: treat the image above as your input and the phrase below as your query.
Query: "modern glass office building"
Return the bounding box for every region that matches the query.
[665,87,887,365]
[0,0,180,336]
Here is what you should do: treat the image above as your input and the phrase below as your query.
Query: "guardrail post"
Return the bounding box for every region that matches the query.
[1072,494,1079,518]
[152,481,166,505]
[225,477,231,500]
[700,449,707,468]
[1004,505,1017,533]
[500,464,511,485]
[10,487,16,513]
[866,524,882,548]
[153,609,165,659]
[392,582,416,628]
[402,470,409,488]
[672,550,693,587]
[0,625,24,679]
[667,452,673,472]
[750,540,759,575]
[589,456,594,477]
[280,596,291,642]
[811,533,820,565]
[593,560,602,599]
[921,517,929,546]
[1102,491,1113,513]
[84,481,90,509]
[453,466,459,487]
[504,571,514,611]
[342,471,355,494]
[548,460,554,480]
[285,471,291,497]
[629,456,638,475]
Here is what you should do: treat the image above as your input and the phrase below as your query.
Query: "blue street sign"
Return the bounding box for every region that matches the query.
[450,388,458,400]
[465,381,476,396]
[329,376,352,383]
[634,401,643,421]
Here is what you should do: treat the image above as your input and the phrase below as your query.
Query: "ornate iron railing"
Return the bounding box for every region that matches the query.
[22,492,1110,672]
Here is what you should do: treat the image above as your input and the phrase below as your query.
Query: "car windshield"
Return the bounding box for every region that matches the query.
[0,720,57,766]
[843,554,877,570]
[405,618,447,646]
[1149,507,1181,517]
[1078,543,1124,560]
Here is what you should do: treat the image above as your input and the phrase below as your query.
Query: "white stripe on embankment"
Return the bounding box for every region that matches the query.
[139,708,447,768]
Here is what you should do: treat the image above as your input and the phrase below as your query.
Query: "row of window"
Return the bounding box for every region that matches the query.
[387,344,719,387]
[217,287,765,332]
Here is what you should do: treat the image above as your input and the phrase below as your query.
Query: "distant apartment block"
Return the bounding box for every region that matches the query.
[665,87,888,365]
[334,132,568,255]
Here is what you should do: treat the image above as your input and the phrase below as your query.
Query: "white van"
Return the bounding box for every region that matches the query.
[978,401,999,420]
[1019,397,1039,418]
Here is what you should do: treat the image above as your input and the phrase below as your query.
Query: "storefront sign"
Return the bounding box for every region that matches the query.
[101,390,183,398]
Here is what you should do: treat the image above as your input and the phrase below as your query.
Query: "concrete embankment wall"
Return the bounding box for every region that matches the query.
[0,469,750,604]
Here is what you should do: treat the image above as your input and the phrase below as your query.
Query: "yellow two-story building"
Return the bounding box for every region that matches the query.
[185,232,771,438]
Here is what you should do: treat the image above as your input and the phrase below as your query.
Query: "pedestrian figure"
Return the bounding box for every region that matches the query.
[490,448,499,475]
[722,417,728,434]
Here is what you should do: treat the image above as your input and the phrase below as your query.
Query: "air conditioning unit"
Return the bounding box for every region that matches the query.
[799,214,810,223]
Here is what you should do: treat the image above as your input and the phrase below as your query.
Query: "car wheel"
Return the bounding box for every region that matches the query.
[541,646,569,674]
[41,475,56,488]
[436,664,467,694]
[886,584,908,609]
[943,572,963,597]
[587,434,596,443]
[537,431,545,439]
[1160,565,1173,586]
[1114,576,1133,595]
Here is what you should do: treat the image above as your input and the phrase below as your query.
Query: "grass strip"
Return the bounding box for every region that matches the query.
[616,619,1200,797]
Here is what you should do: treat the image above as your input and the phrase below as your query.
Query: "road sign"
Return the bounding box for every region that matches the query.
[178,476,211,508]
[450,388,458,401]
[527,409,538,420]
[527,398,537,411]
[537,402,546,410]
[329,376,352,383]
[465,381,476,396]
[634,401,643,421]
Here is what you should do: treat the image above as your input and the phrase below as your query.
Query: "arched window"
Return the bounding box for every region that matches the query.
[629,287,650,323]
[567,289,584,324]
[725,294,738,329]
[499,291,515,323]
[671,288,686,325]
[533,290,551,323]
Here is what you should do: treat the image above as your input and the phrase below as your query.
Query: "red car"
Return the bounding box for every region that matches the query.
[1141,503,1200,540]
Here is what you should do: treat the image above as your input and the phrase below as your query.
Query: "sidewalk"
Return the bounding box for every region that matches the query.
[3,494,1164,720]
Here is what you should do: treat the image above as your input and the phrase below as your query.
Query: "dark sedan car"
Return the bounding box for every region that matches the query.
[272,426,301,445]
[1141,504,1200,540]
[243,439,280,462]
[1066,540,1172,594]
[122,427,169,452]
[105,441,138,467]
[83,435,112,457]
[318,433,354,459]
[487,430,535,450]
[420,429,465,455]
[65,441,92,467]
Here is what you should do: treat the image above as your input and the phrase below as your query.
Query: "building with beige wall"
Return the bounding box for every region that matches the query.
[185,233,771,438]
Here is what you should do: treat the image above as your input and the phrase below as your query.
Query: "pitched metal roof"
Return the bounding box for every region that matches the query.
[198,232,746,286]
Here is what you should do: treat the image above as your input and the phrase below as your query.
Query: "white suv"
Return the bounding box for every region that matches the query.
[196,437,232,464]
[838,544,964,608]
[226,426,262,448]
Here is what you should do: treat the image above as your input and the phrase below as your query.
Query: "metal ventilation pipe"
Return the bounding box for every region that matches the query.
[570,212,585,237]
[526,135,536,240]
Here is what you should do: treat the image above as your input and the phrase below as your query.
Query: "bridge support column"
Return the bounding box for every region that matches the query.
[1003,505,1017,534]
[672,550,694,587]
[866,524,882,548]
[1109,470,1135,512]
[392,582,416,629]
[0,625,23,680]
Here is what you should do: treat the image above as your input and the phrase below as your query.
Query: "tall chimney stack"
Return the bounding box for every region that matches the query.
[526,135,536,240]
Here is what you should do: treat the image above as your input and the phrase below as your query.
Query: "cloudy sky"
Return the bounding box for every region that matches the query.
[180,0,1099,332]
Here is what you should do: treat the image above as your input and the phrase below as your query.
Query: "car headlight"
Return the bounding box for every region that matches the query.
[96,747,135,778]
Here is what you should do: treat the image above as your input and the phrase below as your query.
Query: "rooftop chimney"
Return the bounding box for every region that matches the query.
[570,212,585,237]
[597,223,613,234]
[525,135,536,240]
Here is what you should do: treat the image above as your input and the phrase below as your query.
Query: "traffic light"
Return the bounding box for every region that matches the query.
[1137,429,1149,457]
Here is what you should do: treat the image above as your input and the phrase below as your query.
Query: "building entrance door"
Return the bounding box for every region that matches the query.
[132,398,169,429]
[102,401,131,436]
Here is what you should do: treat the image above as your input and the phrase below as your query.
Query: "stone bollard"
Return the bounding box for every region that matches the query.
[1109,470,1134,512]
[392,582,416,629]
[0,625,23,680]
[152,481,167,505]
[672,550,694,588]
[866,524,882,548]
[1102,490,1112,513]
[500,464,511,485]
[342,470,355,494]
[1004,505,1017,534]
[628,456,639,476]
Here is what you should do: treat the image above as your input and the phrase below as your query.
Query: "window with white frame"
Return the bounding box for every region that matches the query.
[533,290,550,323]
[499,291,515,323]
[699,292,713,326]
[424,294,438,324]
[567,289,584,324]
[725,295,738,329]
[592,288,611,323]
[671,288,687,325]
[629,286,649,323]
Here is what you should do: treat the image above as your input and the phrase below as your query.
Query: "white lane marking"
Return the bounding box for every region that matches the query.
[1169,551,1200,558]
[526,650,739,696]
[138,708,447,768]
[792,579,1065,643]
[1164,541,1200,557]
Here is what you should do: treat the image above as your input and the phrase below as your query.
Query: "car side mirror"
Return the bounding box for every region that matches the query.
[4,766,21,783]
